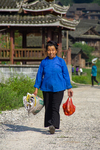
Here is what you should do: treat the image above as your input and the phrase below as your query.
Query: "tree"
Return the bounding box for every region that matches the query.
[92,0,100,5]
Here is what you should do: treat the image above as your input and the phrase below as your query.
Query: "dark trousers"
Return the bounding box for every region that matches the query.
[43,91,64,129]
[91,76,98,86]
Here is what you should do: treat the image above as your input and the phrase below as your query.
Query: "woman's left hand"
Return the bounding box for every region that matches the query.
[68,88,73,97]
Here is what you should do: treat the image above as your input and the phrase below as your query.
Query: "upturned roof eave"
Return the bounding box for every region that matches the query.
[23,7,67,15]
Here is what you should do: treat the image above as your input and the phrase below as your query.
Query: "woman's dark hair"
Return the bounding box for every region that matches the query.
[46,41,59,51]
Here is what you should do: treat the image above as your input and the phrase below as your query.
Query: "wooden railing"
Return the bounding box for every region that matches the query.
[0,48,71,65]
[14,48,46,61]
[0,48,10,60]
[0,48,46,62]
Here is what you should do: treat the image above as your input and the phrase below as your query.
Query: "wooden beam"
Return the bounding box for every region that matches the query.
[22,32,27,48]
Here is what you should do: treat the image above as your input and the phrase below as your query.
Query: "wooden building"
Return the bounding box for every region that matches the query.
[71,47,88,68]
[66,3,100,20]
[0,0,79,64]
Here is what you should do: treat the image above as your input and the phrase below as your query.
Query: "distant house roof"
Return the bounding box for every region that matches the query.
[95,24,100,33]
[68,3,100,12]
[71,47,82,54]
[55,1,63,7]
[69,19,100,39]
[85,13,100,16]
[71,47,88,59]
[66,12,75,17]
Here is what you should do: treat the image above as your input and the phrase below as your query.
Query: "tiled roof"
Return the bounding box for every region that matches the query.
[0,13,78,30]
[71,47,88,58]
[0,0,79,30]
[71,47,82,54]
[0,0,69,14]
[69,19,100,38]
[95,24,100,32]
[68,3,100,12]
[79,34,100,39]
[22,1,69,14]
[0,0,21,9]
[85,13,100,16]
[0,13,58,24]
[66,12,74,17]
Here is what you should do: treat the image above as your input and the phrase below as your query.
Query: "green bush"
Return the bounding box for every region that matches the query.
[0,74,42,111]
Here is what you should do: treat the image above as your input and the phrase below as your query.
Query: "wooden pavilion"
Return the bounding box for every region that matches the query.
[0,0,79,64]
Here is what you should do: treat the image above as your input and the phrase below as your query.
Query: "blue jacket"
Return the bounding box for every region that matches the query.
[34,56,72,92]
[91,65,97,76]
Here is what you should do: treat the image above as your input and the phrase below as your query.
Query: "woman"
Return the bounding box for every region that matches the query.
[34,41,73,134]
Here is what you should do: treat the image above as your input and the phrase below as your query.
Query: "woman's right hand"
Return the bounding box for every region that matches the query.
[33,88,38,96]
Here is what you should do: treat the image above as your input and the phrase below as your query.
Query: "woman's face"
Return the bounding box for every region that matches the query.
[47,45,57,59]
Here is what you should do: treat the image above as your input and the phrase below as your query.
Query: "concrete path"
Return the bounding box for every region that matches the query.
[0,85,100,150]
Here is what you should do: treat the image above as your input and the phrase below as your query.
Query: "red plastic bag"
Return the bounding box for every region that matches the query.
[62,97,76,116]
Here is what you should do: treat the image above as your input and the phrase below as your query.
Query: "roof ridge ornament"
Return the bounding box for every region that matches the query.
[16,1,24,8]
[17,1,25,13]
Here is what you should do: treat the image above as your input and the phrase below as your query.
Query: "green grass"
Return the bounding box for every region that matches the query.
[0,74,43,111]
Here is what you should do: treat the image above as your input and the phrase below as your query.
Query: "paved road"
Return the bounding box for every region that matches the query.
[0,85,100,150]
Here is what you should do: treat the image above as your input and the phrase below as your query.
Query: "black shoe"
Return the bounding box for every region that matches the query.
[49,125,55,134]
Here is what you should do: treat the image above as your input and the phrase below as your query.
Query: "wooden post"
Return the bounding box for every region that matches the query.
[22,32,27,48]
[67,47,71,65]
[66,31,68,50]
[10,30,14,64]
[42,29,45,49]
[42,29,46,57]
[6,34,9,49]
[22,32,27,64]
[58,29,62,57]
